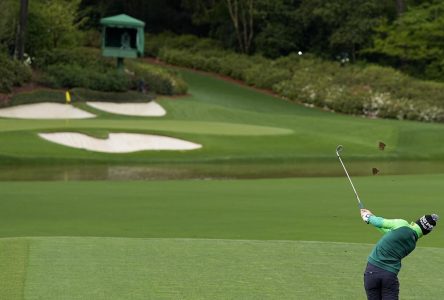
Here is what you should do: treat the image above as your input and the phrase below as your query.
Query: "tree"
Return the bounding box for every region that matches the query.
[254,0,303,58]
[26,0,85,55]
[79,0,197,34]
[183,0,257,54]
[366,1,444,80]
[395,0,405,15]
[225,0,255,54]
[298,0,395,61]
[15,0,29,60]
[0,0,19,54]
[77,0,111,30]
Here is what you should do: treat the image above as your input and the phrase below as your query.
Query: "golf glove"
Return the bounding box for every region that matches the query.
[360,209,373,224]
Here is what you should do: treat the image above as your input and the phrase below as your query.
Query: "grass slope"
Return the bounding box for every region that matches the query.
[0,237,442,299]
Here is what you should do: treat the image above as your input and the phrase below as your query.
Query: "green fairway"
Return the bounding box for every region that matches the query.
[0,237,442,299]
[0,175,442,245]
[1,62,444,299]
[1,174,442,298]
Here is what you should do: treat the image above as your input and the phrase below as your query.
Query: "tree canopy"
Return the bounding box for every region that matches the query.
[1,0,444,80]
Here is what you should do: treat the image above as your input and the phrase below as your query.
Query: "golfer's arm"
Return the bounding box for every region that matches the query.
[368,216,409,233]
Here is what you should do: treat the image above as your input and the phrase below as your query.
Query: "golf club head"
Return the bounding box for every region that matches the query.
[336,145,343,156]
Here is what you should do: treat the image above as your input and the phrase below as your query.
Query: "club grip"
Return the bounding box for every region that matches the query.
[358,202,364,209]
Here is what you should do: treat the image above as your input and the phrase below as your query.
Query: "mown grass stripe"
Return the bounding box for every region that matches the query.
[7,237,441,299]
[0,176,443,247]
[0,238,29,300]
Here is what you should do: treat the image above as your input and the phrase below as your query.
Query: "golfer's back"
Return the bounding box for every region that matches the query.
[368,226,418,274]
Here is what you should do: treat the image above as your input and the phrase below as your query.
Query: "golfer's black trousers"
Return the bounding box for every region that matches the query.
[364,263,399,300]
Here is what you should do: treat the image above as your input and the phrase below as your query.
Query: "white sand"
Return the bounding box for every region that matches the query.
[86,101,166,116]
[0,102,96,119]
[38,132,202,153]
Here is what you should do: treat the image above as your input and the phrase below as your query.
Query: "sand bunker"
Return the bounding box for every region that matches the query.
[0,102,95,119]
[38,132,202,153]
[86,101,166,116]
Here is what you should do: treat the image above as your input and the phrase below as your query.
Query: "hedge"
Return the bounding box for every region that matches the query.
[6,88,155,108]
[127,60,188,95]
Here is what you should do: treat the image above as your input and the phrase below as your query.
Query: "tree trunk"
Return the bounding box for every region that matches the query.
[15,0,29,61]
[226,0,243,52]
[351,43,356,62]
[395,0,405,15]
[225,0,254,54]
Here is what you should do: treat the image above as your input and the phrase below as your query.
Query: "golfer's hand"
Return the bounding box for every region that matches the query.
[360,209,373,224]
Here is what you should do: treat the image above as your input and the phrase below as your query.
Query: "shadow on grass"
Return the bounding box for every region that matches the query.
[1,160,444,181]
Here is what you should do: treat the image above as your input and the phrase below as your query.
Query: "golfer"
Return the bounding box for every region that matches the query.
[360,209,439,299]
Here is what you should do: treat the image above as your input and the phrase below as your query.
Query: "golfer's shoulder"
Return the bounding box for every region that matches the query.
[397,219,410,226]
[384,218,410,229]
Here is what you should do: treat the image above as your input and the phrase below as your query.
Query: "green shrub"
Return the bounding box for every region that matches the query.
[82,30,101,48]
[7,88,155,108]
[0,54,32,93]
[244,63,291,89]
[42,64,130,92]
[127,61,188,95]
[158,48,194,69]
[34,47,108,70]
[145,32,176,57]
[71,88,155,103]
[145,32,223,57]
[36,46,187,95]
[0,66,14,93]
[35,47,132,92]
[9,90,65,106]
[219,54,253,80]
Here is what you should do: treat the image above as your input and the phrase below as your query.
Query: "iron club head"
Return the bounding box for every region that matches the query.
[336,145,343,156]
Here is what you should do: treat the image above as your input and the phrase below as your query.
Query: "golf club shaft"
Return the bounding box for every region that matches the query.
[337,154,364,209]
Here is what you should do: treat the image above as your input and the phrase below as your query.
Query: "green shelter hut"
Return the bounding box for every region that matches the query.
[100,14,145,69]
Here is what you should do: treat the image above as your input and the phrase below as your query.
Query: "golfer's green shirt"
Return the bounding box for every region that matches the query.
[367,216,423,274]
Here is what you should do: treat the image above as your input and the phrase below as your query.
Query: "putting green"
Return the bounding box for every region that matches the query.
[0,237,442,299]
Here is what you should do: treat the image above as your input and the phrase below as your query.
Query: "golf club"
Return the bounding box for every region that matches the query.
[336,145,364,209]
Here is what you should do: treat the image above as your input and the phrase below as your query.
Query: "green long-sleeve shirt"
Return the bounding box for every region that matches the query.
[367,215,423,274]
